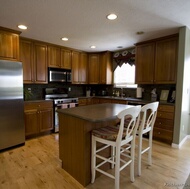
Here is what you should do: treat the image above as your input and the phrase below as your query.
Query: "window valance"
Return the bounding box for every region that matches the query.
[113,49,135,71]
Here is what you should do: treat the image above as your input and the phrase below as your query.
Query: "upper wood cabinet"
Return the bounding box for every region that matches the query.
[47,45,60,68]
[78,52,88,84]
[20,38,48,84]
[0,27,21,61]
[20,39,34,83]
[88,54,100,84]
[47,45,71,69]
[72,51,88,84]
[154,37,178,83]
[135,42,155,84]
[34,42,48,83]
[99,51,113,84]
[61,49,72,69]
[135,35,178,84]
[88,51,113,85]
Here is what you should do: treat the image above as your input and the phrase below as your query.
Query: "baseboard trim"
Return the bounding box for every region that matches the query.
[172,135,190,148]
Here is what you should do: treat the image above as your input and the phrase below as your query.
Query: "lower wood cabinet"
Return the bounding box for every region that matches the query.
[24,101,53,138]
[153,104,175,144]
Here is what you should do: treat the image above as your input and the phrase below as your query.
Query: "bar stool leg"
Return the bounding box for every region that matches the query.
[91,136,96,183]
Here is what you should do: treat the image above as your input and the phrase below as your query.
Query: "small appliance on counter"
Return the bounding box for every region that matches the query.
[151,88,157,101]
[86,90,91,97]
[136,87,142,98]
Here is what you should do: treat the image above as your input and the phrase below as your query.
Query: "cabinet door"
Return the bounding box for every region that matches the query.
[135,43,155,84]
[61,49,72,69]
[48,45,60,68]
[24,109,39,137]
[39,108,53,132]
[99,52,112,84]
[20,39,34,83]
[79,52,88,84]
[0,29,20,61]
[34,42,48,83]
[88,54,99,84]
[154,37,178,84]
[72,51,80,84]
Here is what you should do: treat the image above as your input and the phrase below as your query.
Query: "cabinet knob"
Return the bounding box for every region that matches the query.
[158,132,160,134]
[159,122,162,125]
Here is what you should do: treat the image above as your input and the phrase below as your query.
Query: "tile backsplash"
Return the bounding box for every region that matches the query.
[24,83,176,102]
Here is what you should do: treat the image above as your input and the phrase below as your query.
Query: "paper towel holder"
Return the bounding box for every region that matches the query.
[136,87,142,98]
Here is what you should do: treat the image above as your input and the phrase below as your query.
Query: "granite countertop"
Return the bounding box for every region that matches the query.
[78,96,175,106]
[57,103,134,122]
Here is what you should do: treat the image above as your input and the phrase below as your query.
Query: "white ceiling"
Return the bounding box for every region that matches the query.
[0,0,190,52]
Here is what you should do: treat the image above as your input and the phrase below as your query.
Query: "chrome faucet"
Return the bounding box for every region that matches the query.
[120,88,124,97]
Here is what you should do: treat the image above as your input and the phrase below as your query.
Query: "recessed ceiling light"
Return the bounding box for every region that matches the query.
[117,46,123,49]
[61,37,68,41]
[90,45,96,49]
[18,25,27,30]
[107,14,117,20]
[136,31,144,35]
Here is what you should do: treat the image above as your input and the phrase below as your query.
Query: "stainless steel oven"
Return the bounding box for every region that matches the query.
[45,88,78,132]
[53,98,78,132]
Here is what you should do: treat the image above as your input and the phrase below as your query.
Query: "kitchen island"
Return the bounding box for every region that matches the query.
[57,103,133,187]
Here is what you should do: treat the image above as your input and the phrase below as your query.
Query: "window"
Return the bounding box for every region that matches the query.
[114,63,137,88]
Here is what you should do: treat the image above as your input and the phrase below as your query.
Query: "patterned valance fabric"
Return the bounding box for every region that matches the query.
[113,48,135,71]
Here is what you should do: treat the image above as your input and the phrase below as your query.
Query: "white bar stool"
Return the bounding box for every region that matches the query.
[137,101,159,176]
[91,106,141,189]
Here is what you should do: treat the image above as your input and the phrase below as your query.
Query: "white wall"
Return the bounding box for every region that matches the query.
[173,26,190,145]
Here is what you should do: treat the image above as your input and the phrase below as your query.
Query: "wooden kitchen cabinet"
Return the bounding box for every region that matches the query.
[0,27,21,61]
[72,51,80,84]
[72,51,88,84]
[135,34,178,84]
[88,54,100,84]
[33,42,48,83]
[153,104,175,144]
[79,52,88,84]
[20,39,34,83]
[20,38,48,84]
[135,42,155,84]
[24,101,53,138]
[61,48,72,69]
[99,51,113,84]
[78,98,88,106]
[154,37,178,83]
[48,45,60,68]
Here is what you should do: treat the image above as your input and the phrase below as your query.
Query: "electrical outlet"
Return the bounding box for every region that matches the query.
[68,87,71,92]
[182,125,185,131]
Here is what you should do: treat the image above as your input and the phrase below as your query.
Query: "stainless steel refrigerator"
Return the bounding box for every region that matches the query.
[0,60,25,150]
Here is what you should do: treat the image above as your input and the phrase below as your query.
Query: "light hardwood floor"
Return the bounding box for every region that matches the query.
[0,134,190,189]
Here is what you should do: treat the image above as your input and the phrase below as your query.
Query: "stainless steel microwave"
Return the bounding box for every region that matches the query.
[48,68,72,83]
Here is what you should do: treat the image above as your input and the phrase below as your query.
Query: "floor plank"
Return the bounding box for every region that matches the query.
[0,134,190,189]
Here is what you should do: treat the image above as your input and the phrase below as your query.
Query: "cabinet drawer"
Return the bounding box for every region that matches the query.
[158,105,174,113]
[78,98,87,106]
[154,118,174,131]
[157,111,174,120]
[153,128,173,144]
[24,101,53,110]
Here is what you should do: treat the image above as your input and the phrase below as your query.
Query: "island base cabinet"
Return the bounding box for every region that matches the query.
[59,113,117,187]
